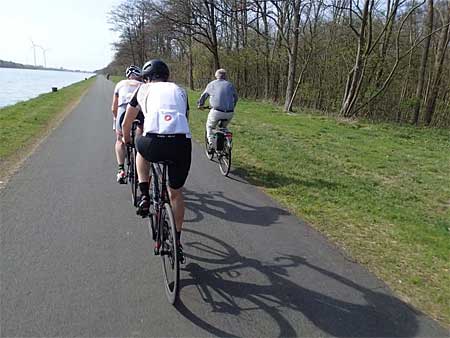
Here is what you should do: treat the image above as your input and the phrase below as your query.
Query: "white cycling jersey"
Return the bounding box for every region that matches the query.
[114,79,142,106]
[136,82,191,137]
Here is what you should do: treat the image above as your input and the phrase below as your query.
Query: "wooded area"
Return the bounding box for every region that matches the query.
[105,0,450,127]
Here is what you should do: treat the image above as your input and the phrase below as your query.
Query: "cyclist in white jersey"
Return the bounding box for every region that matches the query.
[122,59,191,255]
[111,65,143,183]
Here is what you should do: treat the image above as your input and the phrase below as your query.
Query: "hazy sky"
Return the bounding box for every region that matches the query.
[0,0,122,71]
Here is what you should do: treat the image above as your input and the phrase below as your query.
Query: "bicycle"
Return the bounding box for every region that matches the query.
[147,161,181,304]
[125,119,140,206]
[200,107,233,176]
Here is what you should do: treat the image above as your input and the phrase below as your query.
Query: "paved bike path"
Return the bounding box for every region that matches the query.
[1,76,448,337]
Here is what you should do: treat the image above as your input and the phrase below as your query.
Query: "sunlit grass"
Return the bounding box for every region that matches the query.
[0,77,95,160]
[187,90,450,326]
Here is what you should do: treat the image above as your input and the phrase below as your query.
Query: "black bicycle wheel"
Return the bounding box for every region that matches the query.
[160,202,179,304]
[129,147,138,206]
[204,130,214,160]
[218,141,232,176]
[133,149,139,206]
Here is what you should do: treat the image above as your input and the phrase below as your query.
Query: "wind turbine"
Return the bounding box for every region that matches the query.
[30,39,38,66]
[39,46,50,68]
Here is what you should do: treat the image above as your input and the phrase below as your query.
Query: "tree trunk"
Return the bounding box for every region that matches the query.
[287,49,313,112]
[339,0,371,117]
[188,34,194,90]
[412,0,433,125]
[424,6,450,125]
[263,0,270,100]
[283,0,301,112]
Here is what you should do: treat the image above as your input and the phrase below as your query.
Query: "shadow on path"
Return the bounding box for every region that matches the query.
[183,189,289,226]
[176,229,419,338]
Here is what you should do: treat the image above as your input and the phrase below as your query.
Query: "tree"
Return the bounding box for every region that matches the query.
[412,0,433,125]
[424,1,450,125]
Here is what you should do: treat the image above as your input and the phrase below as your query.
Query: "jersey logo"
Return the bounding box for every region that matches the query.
[164,115,172,121]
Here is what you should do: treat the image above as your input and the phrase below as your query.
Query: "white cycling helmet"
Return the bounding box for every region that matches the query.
[125,65,142,78]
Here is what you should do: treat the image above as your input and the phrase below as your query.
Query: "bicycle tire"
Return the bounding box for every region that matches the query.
[218,141,232,176]
[133,148,139,206]
[147,211,157,241]
[204,130,214,160]
[129,147,139,206]
[160,202,180,304]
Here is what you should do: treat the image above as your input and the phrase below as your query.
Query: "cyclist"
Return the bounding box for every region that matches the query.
[197,68,238,151]
[122,59,191,254]
[111,65,144,183]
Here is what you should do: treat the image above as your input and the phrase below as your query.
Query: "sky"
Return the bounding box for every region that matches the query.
[0,0,122,72]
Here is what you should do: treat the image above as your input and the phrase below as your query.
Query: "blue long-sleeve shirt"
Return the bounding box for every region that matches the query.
[197,79,238,112]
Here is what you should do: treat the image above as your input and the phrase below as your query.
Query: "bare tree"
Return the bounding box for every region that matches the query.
[424,1,450,125]
[412,0,433,125]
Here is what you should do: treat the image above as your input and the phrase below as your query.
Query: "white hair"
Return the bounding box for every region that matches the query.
[215,69,227,79]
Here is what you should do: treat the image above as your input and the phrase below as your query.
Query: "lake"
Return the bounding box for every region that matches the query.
[0,68,94,108]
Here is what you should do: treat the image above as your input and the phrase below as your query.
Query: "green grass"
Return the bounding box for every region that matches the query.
[187,90,450,326]
[0,77,95,161]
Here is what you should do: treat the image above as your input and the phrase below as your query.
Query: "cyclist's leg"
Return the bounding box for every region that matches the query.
[206,110,233,142]
[115,131,126,164]
[206,109,219,144]
[136,152,150,184]
[115,122,126,183]
[220,112,234,129]
[134,111,145,183]
[167,188,184,233]
[135,134,153,214]
[167,138,192,232]
[115,106,127,166]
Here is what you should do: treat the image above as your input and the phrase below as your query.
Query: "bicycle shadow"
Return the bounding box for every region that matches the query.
[183,188,290,226]
[175,229,420,338]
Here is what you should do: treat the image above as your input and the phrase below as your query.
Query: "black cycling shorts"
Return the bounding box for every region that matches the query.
[136,134,192,190]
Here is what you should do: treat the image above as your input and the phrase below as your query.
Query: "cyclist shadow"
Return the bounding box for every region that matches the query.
[175,229,420,338]
[229,164,342,190]
[183,188,290,226]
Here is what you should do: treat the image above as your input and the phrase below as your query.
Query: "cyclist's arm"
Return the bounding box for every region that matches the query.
[197,88,209,108]
[112,82,122,117]
[111,93,119,117]
[185,90,190,121]
[122,89,140,144]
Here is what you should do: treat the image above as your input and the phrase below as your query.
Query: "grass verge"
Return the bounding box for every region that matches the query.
[187,90,450,327]
[0,77,95,176]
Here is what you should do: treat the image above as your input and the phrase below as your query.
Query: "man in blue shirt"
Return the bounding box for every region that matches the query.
[197,69,238,147]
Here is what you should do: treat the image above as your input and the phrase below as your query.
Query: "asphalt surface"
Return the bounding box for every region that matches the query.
[1,76,448,338]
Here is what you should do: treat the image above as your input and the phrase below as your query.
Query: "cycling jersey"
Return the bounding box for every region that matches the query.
[114,79,142,107]
[130,82,191,138]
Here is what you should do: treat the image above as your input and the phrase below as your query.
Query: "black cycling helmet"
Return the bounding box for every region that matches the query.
[142,59,169,81]
[125,65,142,78]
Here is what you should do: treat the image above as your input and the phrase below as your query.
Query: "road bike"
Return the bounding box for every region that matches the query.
[147,161,181,304]
[125,120,140,206]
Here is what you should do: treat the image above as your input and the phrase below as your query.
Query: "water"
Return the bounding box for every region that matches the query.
[0,68,94,108]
